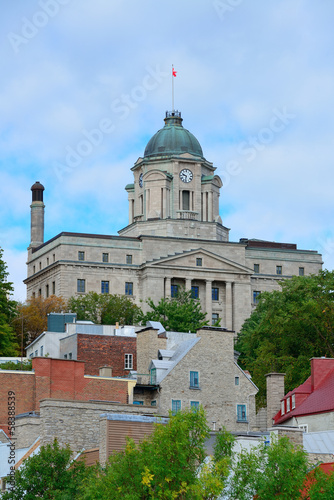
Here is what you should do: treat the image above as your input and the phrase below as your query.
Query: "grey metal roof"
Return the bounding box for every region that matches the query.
[304,430,334,454]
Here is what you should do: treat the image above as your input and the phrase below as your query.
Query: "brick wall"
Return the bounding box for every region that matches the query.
[0,371,35,433]
[77,334,137,376]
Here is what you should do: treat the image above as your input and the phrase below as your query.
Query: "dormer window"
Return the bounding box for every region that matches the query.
[292,394,296,409]
[281,400,285,415]
[286,398,290,412]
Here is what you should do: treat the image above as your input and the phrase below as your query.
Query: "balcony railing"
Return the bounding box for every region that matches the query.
[176,210,199,220]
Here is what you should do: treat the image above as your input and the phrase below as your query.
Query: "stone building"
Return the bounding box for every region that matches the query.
[24,111,322,332]
[134,325,258,432]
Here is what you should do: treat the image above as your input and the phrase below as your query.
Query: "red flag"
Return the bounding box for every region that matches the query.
[172,68,177,77]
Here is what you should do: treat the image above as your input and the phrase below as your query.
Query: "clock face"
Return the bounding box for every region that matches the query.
[139,173,143,188]
[179,168,193,183]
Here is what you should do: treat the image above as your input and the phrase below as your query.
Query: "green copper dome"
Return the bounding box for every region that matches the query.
[144,111,203,159]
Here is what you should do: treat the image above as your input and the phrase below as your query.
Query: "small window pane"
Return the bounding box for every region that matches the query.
[133,401,144,405]
[171,284,178,298]
[191,401,200,410]
[125,354,133,369]
[237,404,247,422]
[102,253,109,263]
[101,281,109,294]
[235,376,239,386]
[276,265,282,275]
[126,254,133,264]
[253,291,261,304]
[212,313,219,325]
[78,251,85,261]
[254,263,260,273]
[196,258,202,267]
[212,287,219,301]
[299,267,304,276]
[150,368,156,385]
[191,286,199,299]
[77,279,85,293]
[190,371,199,388]
[40,346,43,357]
[151,400,157,406]
[172,400,181,415]
[125,282,133,296]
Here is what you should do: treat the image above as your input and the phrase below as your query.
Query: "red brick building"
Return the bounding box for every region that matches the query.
[0,357,134,434]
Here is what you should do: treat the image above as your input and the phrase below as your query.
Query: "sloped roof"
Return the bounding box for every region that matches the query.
[274,365,334,424]
[304,430,334,454]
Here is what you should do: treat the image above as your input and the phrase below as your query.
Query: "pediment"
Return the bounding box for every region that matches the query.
[149,248,252,275]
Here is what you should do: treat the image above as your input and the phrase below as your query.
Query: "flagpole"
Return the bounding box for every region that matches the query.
[172,64,174,112]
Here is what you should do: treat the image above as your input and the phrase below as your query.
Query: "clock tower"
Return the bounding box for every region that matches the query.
[119,111,229,242]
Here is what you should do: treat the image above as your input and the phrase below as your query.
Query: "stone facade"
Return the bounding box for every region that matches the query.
[134,326,258,432]
[24,112,322,333]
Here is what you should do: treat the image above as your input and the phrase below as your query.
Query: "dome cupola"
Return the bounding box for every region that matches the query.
[144,111,203,159]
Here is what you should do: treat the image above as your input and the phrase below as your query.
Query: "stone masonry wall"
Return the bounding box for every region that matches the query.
[40,399,157,454]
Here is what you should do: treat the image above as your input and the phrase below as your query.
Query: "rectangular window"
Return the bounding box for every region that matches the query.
[38,288,42,297]
[150,368,156,385]
[254,263,260,273]
[292,394,296,409]
[299,267,304,276]
[101,281,109,294]
[235,376,239,386]
[171,284,178,298]
[64,354,67,359]
[191,286,199,299]
[78,251,85,261]
[281,400,285,415]
[47,257,49,266]
[133,401,144,405]
[46,284,49,298]
[126,254,133,264]
[212,313,219,325]
[237,404,247,422]
[182,190,190,210]
[102,253,109,263]
[253,291,261,304]
[40,346,43,356]
[298,424,308,433]
[191,401,200,410]
[53,253,55,262]
[286,397,290,412]
[77,279,85,293]
[172,400,181,415]
[52,281,55,295]
[39,262,41,270]
[212,287,219,301]
[33,265,35,274]
[35,350,38,357]
[125,354,133,369]
[151,400,157,406]
[190,371,199,389]
[196,258,202,267]
[125,282,133,296]
[276,265,282,275]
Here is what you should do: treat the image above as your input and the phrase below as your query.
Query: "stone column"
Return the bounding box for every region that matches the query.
[185,278,192,291]
[205,280,213,324]
[225,281,233,330]
[165,277,171,298]
[208,191,213,221]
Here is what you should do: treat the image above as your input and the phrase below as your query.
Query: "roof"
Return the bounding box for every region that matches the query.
[150,337,200,383]
[144,111,204,159]
[304,430,334,455]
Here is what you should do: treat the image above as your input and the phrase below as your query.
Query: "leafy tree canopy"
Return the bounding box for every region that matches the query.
[16,295,67,344]
[139,287,209,332]
[235,270,334,407]
[3,439,91,500]
[81,407,230,500]
[68,291,141,325]
[0,248,18,356]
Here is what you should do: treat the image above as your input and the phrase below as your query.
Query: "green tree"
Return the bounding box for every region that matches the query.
[235,270,334,406]
[3,439,90,499]
[68,292,141,325]
[0,247,18,356]
[139,287,209,332]
[81,407,229,500]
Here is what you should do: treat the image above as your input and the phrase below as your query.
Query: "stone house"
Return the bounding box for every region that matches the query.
[134,325,258,432]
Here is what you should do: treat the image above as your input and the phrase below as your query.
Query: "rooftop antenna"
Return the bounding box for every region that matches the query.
[172,65,177,112]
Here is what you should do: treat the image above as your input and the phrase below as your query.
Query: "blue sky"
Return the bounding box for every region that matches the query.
[1,0,334,301]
